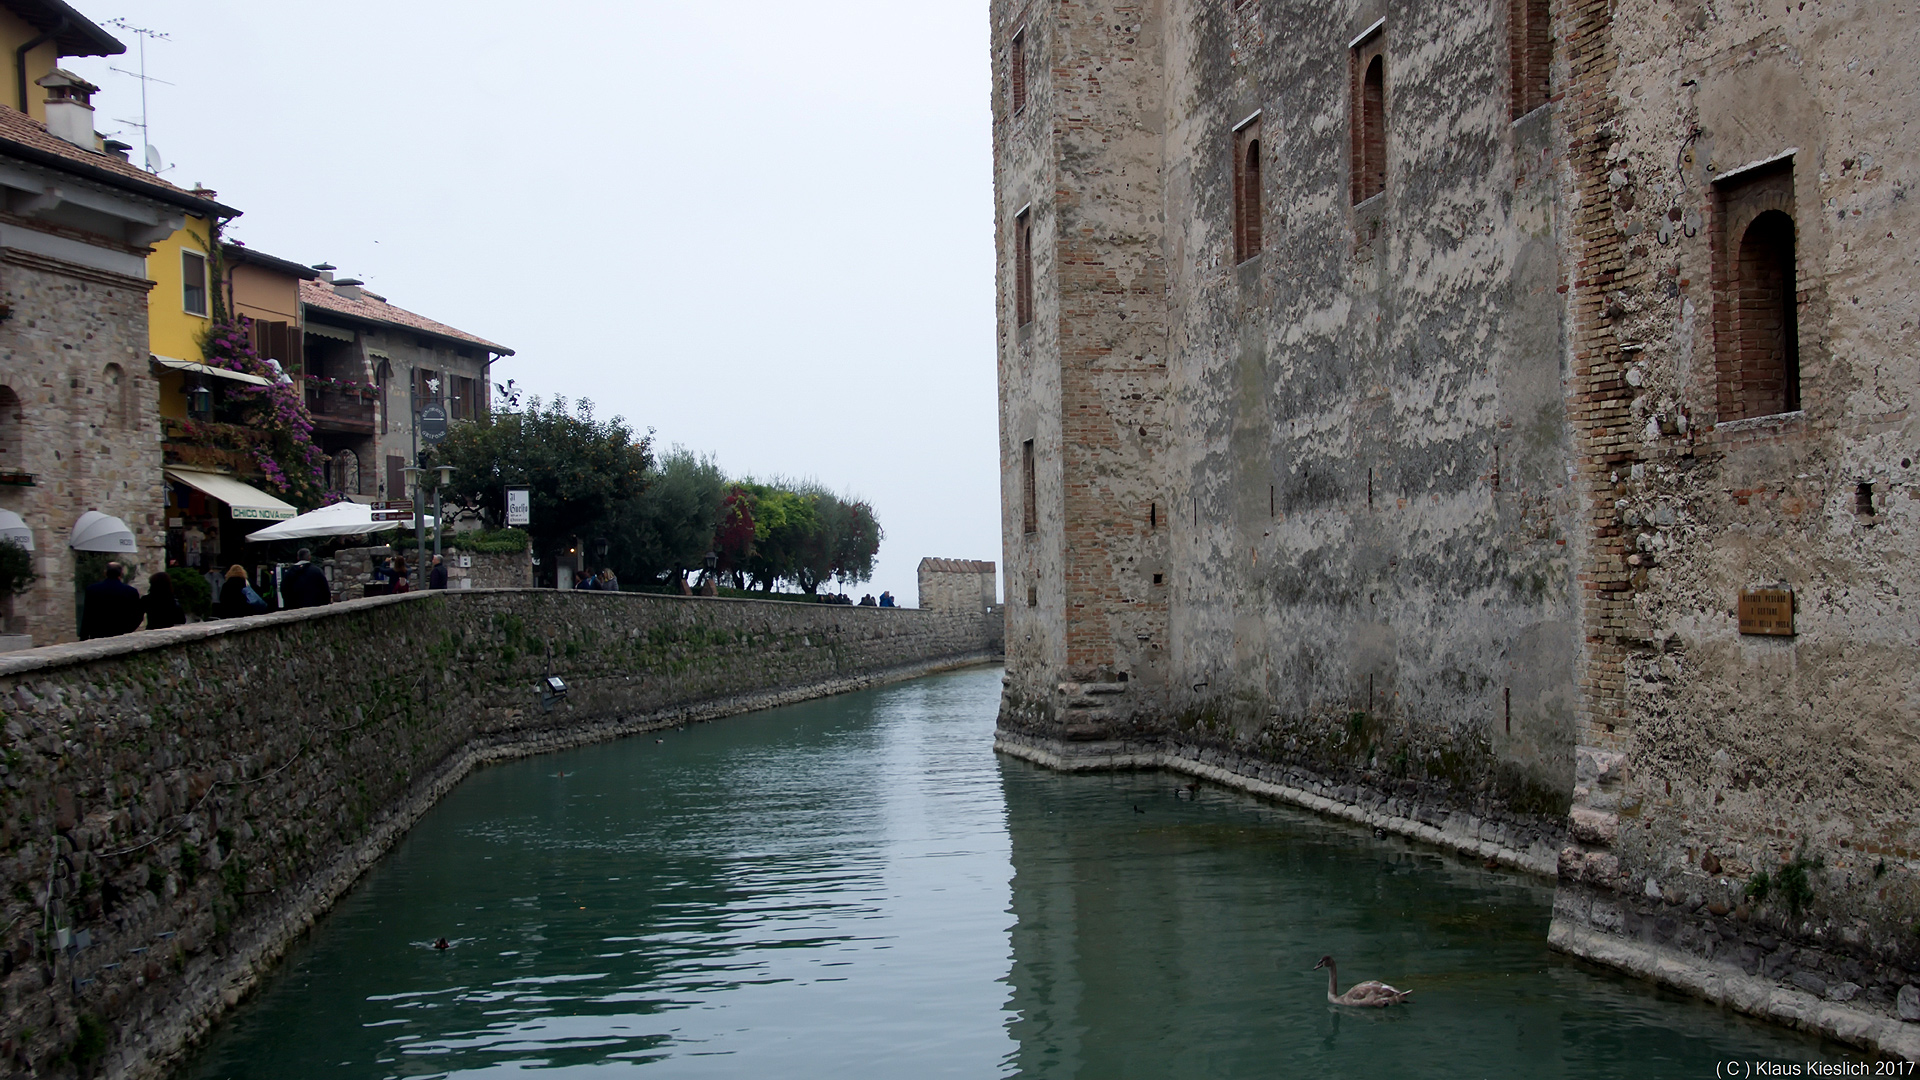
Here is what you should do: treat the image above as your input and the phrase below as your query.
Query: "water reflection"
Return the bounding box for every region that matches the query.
[997,760,1855,1078]
[184,666,1854,1079]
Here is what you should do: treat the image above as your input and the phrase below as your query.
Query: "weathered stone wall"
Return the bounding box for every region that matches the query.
[0,590,995,1078]
[991,0,1920,1055]
[991,0,1579,856]
[1545,0,1920,1055]
[0,250,165,646]
[324,544,531,600]
[441,545,532,591]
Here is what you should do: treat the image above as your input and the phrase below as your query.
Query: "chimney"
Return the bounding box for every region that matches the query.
[36,70,99,150]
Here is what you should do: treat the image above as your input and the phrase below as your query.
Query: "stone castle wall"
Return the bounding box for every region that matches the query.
[0,251,166,647]
[1546,0,1920,1054]
[0,590,996,1078]
[992,0,1920,1055]
[991,0,1580,864]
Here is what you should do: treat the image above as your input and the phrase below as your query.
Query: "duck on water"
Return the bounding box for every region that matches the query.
[1313,956,1413,1007]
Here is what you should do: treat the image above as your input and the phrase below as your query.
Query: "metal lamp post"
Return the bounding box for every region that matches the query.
[433,464,453,568]
[402,465,426,590]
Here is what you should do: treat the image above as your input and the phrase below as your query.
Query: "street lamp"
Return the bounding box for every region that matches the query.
[703,550,717,597]
[433,465,454,568]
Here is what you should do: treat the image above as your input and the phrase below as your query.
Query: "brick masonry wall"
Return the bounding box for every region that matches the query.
[0,590,995,1077]
[0,252,166,647]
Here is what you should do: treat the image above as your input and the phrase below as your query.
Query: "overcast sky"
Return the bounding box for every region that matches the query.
[68,1,999,604]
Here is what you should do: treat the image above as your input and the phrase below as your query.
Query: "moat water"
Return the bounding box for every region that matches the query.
[186,666,1862,1078]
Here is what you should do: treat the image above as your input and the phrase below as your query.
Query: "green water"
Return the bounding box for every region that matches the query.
[186,666,1861,1078]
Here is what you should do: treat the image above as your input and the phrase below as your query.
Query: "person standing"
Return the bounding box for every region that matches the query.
[428,554,448,591]
[282,548,333,609]
[142,571,185,630]
[80,562,143,639]
[217,565,256,618]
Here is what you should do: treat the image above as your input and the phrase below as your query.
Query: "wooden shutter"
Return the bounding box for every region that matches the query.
[386,455,405,498]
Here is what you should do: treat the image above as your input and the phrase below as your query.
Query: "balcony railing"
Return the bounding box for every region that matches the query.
[161,418,268,474]
[306,383,377,432]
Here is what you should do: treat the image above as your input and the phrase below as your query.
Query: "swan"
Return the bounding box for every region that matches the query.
[1313,955,1412,1007]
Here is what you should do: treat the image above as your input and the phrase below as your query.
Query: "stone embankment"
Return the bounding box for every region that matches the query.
[0,590,996,1079]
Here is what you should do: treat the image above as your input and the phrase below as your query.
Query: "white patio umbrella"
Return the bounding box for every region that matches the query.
[70,510,136,553]
[0,509,31,550]
[248,501,435,542]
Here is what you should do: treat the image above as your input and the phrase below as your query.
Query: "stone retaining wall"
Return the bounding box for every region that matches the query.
[0,590,995,1078]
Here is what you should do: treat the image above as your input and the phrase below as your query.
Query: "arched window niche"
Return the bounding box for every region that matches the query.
[1715,158,1802,423]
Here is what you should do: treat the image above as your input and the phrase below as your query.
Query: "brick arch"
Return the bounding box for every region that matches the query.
[1722,208,1800,420]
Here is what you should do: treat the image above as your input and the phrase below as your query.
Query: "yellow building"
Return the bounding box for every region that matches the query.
[147,217,219,368]
[0,2,120,126]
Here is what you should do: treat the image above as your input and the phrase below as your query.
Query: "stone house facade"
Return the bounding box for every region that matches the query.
[993,0,1920,1048]
[299,274,511,503]
[0,82,227,645]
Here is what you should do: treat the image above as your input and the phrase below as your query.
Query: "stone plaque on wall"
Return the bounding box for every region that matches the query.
[1738,589,1794,636]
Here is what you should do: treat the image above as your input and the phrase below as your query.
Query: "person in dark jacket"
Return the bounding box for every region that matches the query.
[217,565,255,618]
[428,554,448,590]
[282,548,333,609]
[80,561,143,639]
[143,571,185,630]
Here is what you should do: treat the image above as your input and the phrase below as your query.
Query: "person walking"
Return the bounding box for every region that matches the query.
[282,548,332,609]
[217,565,260,618]
[392,554,410,593]
[428,554,448,590]
[142,570,185,630]
[79,561,143,639]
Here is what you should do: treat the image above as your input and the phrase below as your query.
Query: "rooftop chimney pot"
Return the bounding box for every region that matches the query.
[36,69,98,151]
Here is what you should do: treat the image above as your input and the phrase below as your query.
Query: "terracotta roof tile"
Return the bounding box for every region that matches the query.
[301,278,513,356]
[0,104,229,215]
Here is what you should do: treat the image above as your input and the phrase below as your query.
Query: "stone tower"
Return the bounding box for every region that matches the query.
[991,0,1920,1052]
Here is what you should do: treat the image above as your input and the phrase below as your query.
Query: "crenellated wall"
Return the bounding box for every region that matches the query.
[0,590,996,1078]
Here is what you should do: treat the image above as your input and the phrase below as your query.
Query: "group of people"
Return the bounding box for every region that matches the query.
[369,552,450,593]
[77,548,336,641]
[572,567,619,591]
[823,590,895,607]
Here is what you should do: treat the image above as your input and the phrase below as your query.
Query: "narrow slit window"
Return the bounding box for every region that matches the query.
[1508,0,1551,118]
[1015,207,1035,327]
[1022,439,1037,534]
[181,250,209,317]
[1010,28,1027,115]
[1350,30,1387,205]
[1233,117,1263,263]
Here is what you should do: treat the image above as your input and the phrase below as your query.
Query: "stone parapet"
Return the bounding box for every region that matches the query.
[0,589,997,1078]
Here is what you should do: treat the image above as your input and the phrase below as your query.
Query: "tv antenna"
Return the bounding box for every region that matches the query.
[103,19,172,174]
